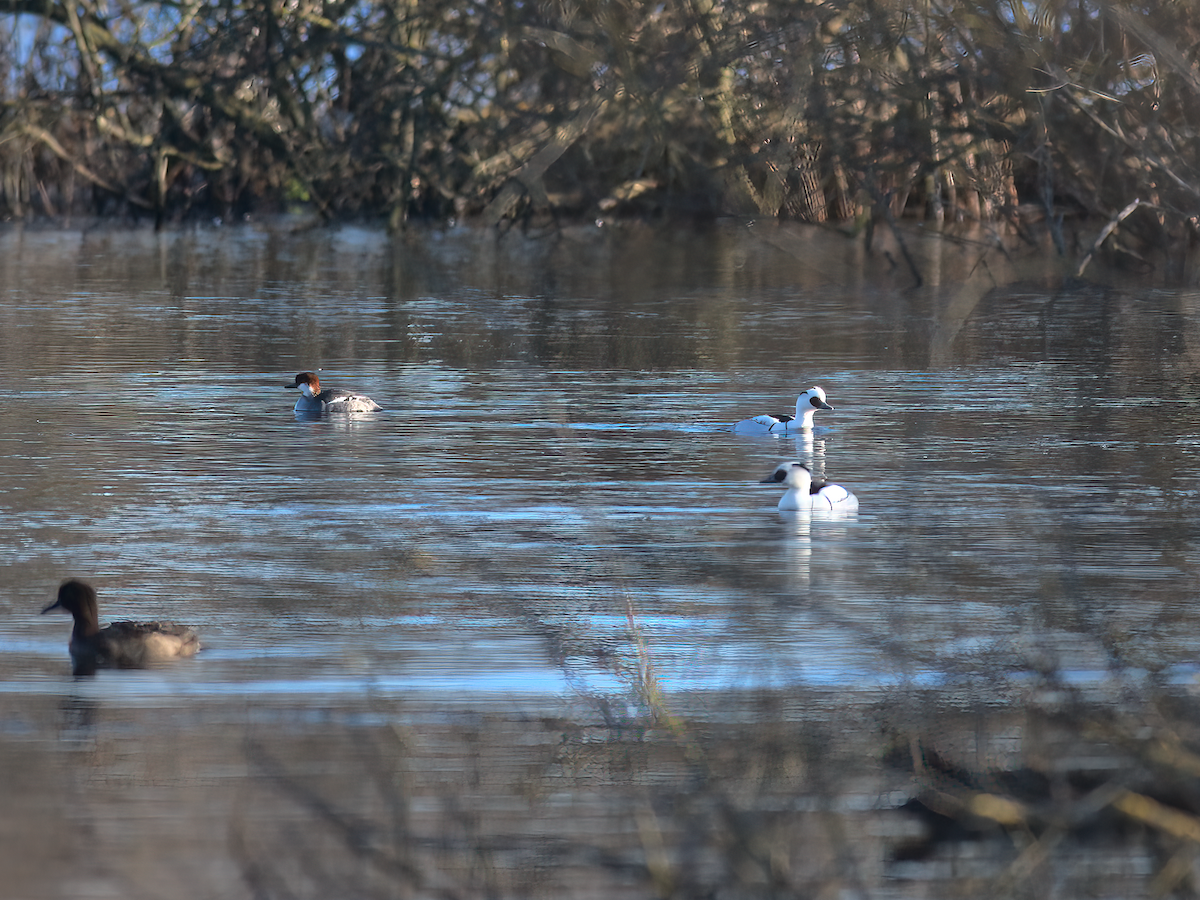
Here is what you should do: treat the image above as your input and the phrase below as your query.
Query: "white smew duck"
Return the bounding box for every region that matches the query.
[733,387,832,435]
[761,460,859,514]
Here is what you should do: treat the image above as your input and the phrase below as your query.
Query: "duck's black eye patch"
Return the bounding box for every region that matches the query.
[808,397,822,408]
[772,469,788,482]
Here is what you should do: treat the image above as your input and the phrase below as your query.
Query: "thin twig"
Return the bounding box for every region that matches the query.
[1076,198,1142,277]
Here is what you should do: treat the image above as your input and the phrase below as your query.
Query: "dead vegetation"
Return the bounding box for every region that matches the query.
[222,679,1200,899]
[217,577,1200,899]
[0,0,1196,260]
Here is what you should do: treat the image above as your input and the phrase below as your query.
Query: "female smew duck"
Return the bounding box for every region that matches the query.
[42,579,201,676]
[761,460,859,514]
[287,371,383,415]
[733,386,833,435]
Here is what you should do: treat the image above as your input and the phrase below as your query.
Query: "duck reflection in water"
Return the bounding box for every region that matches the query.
[42,579,201,676]
[779,509,814,588]
[794,432,827,482]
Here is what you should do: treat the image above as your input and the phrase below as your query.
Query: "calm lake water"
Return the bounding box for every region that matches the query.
[3,221,1200,897]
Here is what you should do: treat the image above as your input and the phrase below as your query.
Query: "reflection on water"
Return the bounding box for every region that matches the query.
[4,223,1200,896]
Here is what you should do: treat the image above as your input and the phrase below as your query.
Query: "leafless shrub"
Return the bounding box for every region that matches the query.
[0,0,1195,263]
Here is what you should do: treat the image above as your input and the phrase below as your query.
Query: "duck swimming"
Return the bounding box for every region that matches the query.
[287,371,383,415]
[761,460,859,514]
[42,579,201,676]
[733,387,833,435]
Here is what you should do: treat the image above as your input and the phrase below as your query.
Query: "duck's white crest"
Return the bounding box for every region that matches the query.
[761,460,859,514]
[733,387,832,435]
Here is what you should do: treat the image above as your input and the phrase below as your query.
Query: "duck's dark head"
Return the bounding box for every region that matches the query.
[42,579,101,635]
[287,372,320,391]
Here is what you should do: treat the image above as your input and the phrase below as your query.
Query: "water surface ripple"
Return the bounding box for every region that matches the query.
[2,225,1199,705]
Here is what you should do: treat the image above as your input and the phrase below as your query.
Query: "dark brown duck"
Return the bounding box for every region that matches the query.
[42,579,200,676]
